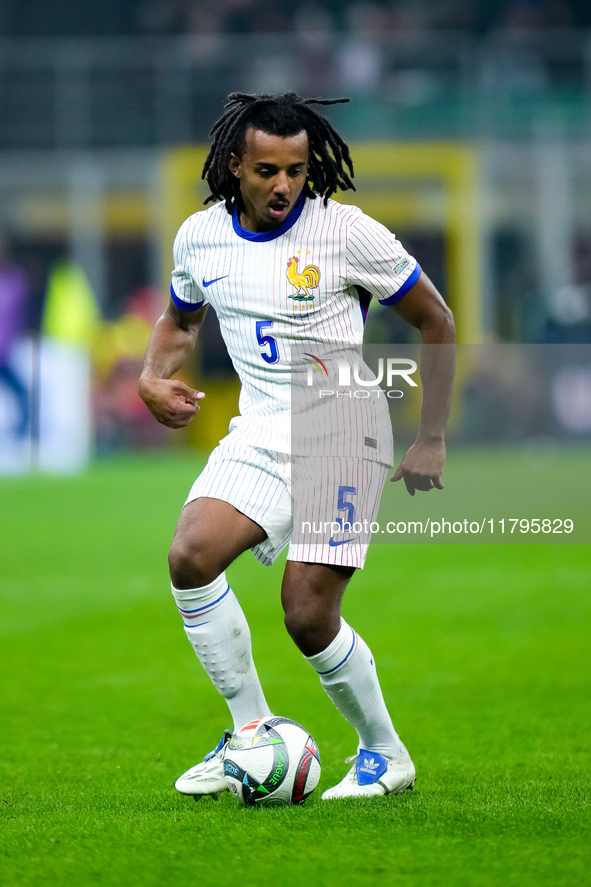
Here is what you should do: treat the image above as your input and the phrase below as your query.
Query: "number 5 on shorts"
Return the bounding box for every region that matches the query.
[336,485,356,531]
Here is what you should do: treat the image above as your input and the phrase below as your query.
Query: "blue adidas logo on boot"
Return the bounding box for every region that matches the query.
[356,750,388,785]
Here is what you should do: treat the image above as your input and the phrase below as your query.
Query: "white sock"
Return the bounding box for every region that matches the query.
[171,574,271,731]
[305,618,406,759]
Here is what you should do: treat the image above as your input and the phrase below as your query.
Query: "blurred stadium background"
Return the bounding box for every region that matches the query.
[1,0,591,471]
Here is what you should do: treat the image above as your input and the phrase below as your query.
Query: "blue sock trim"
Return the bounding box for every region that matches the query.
[316,627,358,676]
[177,584,230,620]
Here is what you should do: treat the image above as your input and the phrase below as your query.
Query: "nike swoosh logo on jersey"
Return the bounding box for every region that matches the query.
[202,275,229,287]
[328,537,356,547]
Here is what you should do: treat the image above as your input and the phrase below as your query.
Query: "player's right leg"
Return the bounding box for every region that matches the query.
[168,496,271,798]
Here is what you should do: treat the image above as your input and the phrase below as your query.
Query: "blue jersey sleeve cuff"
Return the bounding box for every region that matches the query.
[170,283,205,312]
[378,264,422,306]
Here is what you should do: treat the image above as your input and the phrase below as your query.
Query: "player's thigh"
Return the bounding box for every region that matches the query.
[183,440,292,567]
[169,497,267,586]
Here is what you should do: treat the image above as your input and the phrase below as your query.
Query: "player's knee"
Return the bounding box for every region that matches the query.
[284,609,310,649]
[168,536,220,589]
[284,606,329,657]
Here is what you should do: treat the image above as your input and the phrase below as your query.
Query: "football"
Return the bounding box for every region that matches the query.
[223,716,321,807]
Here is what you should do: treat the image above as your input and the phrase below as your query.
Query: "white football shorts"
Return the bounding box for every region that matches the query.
[184,436,388,569]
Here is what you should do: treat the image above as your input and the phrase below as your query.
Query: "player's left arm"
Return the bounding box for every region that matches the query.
[390,270,456,495]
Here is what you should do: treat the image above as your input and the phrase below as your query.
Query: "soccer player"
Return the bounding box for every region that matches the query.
[139,92,455,800]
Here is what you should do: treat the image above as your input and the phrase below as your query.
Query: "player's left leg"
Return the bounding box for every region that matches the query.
[281,561,414,798]
[283,455,415,799]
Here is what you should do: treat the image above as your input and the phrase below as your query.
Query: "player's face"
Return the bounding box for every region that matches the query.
[229,128,309,233]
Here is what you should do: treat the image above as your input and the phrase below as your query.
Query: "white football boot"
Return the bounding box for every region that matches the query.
[174,730,232,800]
[321,749,416,800]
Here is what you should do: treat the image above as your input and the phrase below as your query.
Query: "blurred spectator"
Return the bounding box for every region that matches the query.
[546,236,591,343]
[336,3,389,94]
[459,347,549,441]
[220,0,260,33]
[293,2,336,94]
[183,0,226,34]
[93,285,169,453]
[388,0,435,30]
[551,363,591,433]
[0,235,31,439]
[134,0,185,33]
[499,0,548,27]
[295,1,335,46]
[226,0,290,32]
[43,258,100,349]
[497,0,573,28]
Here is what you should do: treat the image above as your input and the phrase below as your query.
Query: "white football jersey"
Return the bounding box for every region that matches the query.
[171,193,421,464]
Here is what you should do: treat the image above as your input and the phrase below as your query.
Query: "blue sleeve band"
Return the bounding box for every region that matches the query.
[170,283,205,312]
[378,263,422,306]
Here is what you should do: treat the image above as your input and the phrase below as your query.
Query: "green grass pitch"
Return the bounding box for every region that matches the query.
[1,450,589,886]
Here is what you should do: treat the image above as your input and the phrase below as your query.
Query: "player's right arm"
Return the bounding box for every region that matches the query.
[138,299,208,428]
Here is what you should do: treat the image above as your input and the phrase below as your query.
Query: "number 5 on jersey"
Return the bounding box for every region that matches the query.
[256,320,279,364]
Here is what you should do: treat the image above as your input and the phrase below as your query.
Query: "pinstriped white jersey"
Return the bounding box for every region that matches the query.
[171,193,421,463]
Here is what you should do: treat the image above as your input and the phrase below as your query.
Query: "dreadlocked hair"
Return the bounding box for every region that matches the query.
[202,92,356,213]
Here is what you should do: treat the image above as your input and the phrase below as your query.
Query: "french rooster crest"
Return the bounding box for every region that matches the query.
[286,254,320,305]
